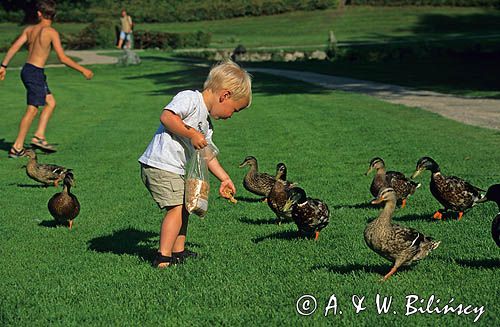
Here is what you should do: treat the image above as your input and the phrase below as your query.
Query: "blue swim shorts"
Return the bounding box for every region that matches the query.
[20,63,51,107]
[120,31,131,41]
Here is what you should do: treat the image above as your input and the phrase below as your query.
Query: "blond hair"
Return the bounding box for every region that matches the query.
[203,60,252,106]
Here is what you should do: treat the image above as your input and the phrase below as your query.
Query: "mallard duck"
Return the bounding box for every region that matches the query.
[477,184,500,247]
[364,188,441,281]
[283,187,329,240]
[24,149,70,187]
[411,157,484,220]
[366,157,420,208]
[239,156,276,198]
[267,163,294,223]
[48,172,80,229]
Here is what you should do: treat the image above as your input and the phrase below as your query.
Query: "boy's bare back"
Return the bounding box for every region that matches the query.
[25,24,54,68]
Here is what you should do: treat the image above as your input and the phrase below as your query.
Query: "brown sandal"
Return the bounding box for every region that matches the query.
[31,136,57,153]
[8,147,26,158]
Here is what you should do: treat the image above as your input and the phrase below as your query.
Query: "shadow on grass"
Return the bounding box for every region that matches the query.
[311,262,389,275]
[38,220,58,228]
[455,258,499,269]
[234,196,265,203]
[0,138,13,154]
[252,230,300,243]
[239,216,280,225]
[15,183,49,188]
[126,58,330,97]
[87,227,157,261]
[332,202,374,210]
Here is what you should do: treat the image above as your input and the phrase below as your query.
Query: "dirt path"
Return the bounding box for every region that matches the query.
[46,50,500,131]
[248,68,500,131]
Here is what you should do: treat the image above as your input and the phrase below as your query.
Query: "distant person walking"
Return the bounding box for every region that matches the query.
[0,0,93,158]
[117,9,133,49]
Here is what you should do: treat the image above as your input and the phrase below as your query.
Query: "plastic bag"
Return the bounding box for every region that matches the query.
[185,144,218,217]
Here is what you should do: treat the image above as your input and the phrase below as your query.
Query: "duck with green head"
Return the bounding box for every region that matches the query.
[283,187,329,240]
[411,156,484,220]
[366,157,420,208]
[477,184,500,247]
[364,188,440,281]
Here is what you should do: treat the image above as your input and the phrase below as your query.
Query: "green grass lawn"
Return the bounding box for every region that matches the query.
[0,55,498,325]
[142,6,500,49]
[2,7,499,50]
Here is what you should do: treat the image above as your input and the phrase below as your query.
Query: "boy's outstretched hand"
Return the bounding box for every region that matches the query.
[0,67,6,80]
[220,179,236,200]
[82,68,94,80]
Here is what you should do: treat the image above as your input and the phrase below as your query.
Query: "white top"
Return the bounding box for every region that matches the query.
[138,90,214,175]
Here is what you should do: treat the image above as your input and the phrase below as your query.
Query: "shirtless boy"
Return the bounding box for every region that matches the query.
[0,0,94,157]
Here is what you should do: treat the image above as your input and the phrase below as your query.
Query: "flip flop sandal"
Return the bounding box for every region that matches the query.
[31,136,57,153]
[152,252,179,268]
[8,147,26,158]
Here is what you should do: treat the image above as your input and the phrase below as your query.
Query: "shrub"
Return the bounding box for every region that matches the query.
[347,0,500,7]
[133,30,212,49]
[62,20,117,49]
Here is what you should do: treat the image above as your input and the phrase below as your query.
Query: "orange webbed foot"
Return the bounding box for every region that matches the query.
[433,211,443,220]
[457,212,464,220]
[382,266,398,281]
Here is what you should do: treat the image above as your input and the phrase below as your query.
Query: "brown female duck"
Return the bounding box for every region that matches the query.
[283,187,329,240]
[366,157,420,208]
[477,184,500,247]
[48,172,80,229]
[364,188,440,281]
[267,163,294,224]
[239,156,276,198]
[25,149,71,187]
[411,157,484,220]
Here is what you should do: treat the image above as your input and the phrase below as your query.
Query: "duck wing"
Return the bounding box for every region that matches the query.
[243,171,276,196]
[432,174,483,211]
[293,198,330,234]
[387,171,420,199]
[389,224,439,264]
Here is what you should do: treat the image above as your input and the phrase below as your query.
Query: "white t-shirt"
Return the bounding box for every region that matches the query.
[138,90,214,175]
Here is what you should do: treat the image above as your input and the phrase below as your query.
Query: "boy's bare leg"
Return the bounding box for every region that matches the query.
[33,94,56,142]
[172,206,189,253]
[117,38,123,49]
[13,105,38,150]
[158,205,184,264]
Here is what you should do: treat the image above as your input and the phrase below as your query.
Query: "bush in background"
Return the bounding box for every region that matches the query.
[62,20,117,49]
[346,0,500,7]
[133,30,212,49]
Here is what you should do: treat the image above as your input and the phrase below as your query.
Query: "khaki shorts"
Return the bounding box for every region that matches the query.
[140,164,185,209]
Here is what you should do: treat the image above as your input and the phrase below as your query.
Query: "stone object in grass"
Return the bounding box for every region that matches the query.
[117,49,141,66]
[309,50,327,60]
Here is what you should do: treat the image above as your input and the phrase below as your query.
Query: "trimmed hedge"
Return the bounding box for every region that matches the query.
[133,30,212,49]
[0,0,340,23]
[347,0,500,7]
[62,20,117,49]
